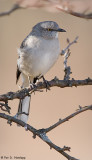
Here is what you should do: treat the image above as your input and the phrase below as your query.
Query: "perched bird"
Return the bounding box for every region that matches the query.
[16,21,66,123]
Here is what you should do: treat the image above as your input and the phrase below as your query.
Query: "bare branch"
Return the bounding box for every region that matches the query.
[0,112,79,160]
[39,132,78,160]
[0,104,91,159]
[0,4,21,17]
[61,36,79,56]
[45,105,92,133]
[69,12,92,19]
[0,112,37,131]
[59,9,92,19]
[63,48,71,80]
[0,0,92,19]
[0,102,11,113]
[0,77,92,103]
[61,36,79,81]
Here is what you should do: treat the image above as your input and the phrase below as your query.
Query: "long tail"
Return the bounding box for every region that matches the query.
[17,95,31,123]
[17,73,32,124]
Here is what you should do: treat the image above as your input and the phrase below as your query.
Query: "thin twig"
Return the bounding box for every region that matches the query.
[61,36,79,55]
[67,11,92,19]
[63,49,71,80]
[0,4,21,17]
[0,102,11,113]
[45,105,92,133]
[61,36,78,80]
[57,7,92,19]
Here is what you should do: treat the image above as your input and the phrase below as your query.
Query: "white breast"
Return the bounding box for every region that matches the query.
[18,36,60,77]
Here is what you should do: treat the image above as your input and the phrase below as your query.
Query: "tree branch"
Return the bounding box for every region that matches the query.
[0,104,91,159]
[61,36,79,81]
[61,37,79,56]
[64,10,92,19]
[0,77,92,103]
[0,113,72,159]
[45,105,92,133]
[0,4,20,17]
[56,6,92,19]
[0,1,92,19]
[0,102,10,113]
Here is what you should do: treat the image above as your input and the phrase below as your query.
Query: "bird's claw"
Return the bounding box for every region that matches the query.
[42,76,50,91]
[30,83,37,90]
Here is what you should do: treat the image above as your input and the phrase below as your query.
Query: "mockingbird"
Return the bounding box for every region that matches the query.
[16,21,66,123]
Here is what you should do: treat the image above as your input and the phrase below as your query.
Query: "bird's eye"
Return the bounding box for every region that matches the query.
[47,28,52,31]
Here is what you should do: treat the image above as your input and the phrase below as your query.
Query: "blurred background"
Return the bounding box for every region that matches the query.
[0,0,92,160]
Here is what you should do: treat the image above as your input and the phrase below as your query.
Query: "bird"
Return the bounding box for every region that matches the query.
[16,21,66,124]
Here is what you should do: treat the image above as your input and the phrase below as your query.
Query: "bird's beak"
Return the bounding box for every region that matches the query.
[57,28,66,32]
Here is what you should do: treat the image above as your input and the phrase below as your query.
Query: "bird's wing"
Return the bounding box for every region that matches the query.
[16,65,21,84]
[16,34,30,84]
[20,34,30,49]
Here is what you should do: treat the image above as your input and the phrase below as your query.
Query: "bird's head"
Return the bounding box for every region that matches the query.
[32,21,66,39]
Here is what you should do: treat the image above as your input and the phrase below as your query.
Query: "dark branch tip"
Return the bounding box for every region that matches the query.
[7,119,12,126]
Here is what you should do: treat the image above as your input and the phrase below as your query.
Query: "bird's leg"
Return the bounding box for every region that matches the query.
[30,83,37,90]
[28,76,37,90]
[42,76,50,91]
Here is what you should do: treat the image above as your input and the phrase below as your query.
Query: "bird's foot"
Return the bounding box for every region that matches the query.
[42,76,50,91]
[30,83,37,90]
[30,83,38,95]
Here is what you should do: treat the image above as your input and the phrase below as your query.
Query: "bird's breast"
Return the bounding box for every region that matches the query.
[31,37,60,75]
[18,36,60,77]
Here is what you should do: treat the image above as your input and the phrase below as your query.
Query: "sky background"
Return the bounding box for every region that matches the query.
[0,0,92,160]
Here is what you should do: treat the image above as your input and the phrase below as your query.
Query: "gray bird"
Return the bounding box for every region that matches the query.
[16,21,66,123]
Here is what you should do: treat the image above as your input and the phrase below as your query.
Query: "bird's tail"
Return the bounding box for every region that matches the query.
[17,73,32,124]
[17,95,31,123]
